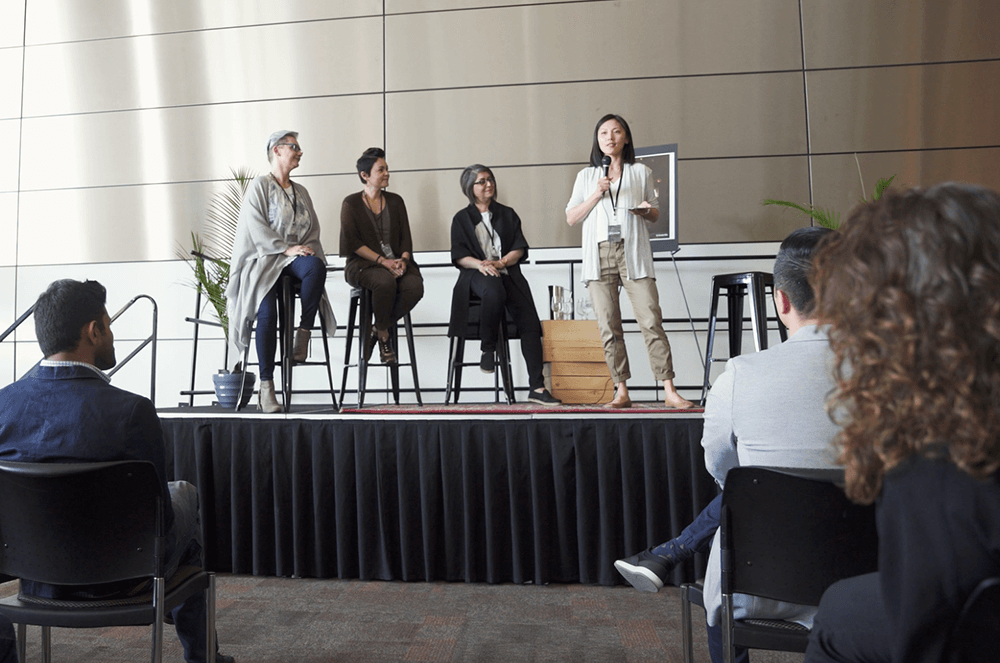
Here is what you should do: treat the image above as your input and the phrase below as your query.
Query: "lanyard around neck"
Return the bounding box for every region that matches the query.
[272,174,296,211]
[607,167,624,215]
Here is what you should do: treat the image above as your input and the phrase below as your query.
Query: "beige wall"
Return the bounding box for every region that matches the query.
[1,0,999,402]
[2,0,998,266]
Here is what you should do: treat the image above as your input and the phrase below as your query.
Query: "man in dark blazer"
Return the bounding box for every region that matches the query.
[0,279,232,663]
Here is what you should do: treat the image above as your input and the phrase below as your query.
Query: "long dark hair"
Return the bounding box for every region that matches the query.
[589,114,635,168]
[812,183,1000,503]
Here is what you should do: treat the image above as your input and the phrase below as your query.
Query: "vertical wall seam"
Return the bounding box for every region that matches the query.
[13,0,29,380]
[798,0,814,210]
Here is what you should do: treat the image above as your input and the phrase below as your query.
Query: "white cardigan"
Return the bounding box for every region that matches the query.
[565,161,659,283]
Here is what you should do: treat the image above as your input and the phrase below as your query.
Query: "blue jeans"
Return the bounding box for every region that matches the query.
[255,256,326,380]
[166,481,219,663]
[673,493,722,555]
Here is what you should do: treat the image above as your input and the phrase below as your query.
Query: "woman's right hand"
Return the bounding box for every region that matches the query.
[478,260,502,278]
[595,176,611,194]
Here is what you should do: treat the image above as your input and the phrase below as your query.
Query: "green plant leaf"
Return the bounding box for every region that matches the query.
[184,167,255,341]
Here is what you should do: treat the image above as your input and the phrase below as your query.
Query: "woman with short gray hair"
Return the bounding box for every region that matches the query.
[448,164,560,405]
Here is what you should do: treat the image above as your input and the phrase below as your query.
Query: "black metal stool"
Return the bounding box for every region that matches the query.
[237,274,338,412]
[338,287,422,409]
[444,294,516,405]
[701,272,787,404]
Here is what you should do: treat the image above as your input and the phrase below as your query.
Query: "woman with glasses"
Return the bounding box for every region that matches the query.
[448,164,561,406]
[226,130,336,413]
[565,113,693,409]
[339,147,423,364]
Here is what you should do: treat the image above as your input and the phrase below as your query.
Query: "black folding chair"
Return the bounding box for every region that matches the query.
[0,460,216,663]
[949,576,1000,663]
[680,466,878,663]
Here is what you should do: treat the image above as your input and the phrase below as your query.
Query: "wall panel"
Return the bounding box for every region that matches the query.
[387,72,807,171]
[0,194,18,267]
[386,0,590,12]
[385,0,801,90]
[0,49,22,120]
[808,61,1000,153]
[0,120,20,192]
[23,0,382,44]
[811,149,1000,216]
[22,17,383,116]
[0,0,25,48]
[803,0,1000,68]
[18,95,384,191]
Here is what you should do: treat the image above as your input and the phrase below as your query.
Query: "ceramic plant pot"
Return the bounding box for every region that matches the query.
[212,370,256,409]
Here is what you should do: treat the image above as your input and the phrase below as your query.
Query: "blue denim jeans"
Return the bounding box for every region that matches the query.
[166,481,219,663]
[255,255,326,380]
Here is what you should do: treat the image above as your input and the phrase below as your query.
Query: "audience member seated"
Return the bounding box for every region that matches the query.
[449,164,560,406]
[615,226,836,590]
[226,129,337,413]
[340,147,424,365]
[615,227,840,663]
[804,183,1000,663]
[0,279,233,663]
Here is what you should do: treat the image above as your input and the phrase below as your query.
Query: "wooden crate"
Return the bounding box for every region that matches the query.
[541,320,613,404]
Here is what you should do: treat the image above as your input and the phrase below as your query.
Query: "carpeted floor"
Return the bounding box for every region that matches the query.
[2,576,804,662]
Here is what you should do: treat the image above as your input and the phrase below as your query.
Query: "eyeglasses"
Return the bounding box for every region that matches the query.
[474,177,495,186]
[276,142,302,152]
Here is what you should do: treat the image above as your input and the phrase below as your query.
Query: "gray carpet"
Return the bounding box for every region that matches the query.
[2,576,806,662]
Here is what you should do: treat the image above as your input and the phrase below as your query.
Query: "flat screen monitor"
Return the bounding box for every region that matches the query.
[635,143,678,253]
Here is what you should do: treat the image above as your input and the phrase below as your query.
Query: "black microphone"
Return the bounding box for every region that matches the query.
[601,155,611,178]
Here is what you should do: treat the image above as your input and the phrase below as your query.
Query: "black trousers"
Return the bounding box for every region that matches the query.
[805,573,891,663]
[469,272,544,391]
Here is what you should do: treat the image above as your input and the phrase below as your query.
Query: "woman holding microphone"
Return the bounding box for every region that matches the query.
[566,114,693,409]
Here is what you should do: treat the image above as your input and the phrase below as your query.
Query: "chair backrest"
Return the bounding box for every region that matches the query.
[720,466,879,606]
[949,576,1000,663]
[0,460,163,586]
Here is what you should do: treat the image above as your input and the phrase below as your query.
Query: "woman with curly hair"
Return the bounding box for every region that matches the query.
[805,183,1000,663]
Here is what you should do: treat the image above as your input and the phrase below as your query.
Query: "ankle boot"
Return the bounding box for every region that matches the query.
[293,328,311,362]
[258,379,282,413]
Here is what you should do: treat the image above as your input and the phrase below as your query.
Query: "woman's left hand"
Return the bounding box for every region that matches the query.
[382,257,406,278]
[285,245,315,257]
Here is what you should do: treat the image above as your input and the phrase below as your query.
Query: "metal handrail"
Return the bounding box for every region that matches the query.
[0,295,158,404]
[108,295,159,404]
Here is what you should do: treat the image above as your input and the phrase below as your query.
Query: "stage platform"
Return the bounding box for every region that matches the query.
[160,404,715,586]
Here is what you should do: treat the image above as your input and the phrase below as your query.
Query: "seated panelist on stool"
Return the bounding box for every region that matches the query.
[340,147,424,365]
[449,164,560,406]
[226,129,337,413]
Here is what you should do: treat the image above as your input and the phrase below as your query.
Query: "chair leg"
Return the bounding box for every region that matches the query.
[444,336,459,404]
[151,576,165,663]
[41,625,50,663]
[404,313,422,406]
[358,294,372,409]
[318,314,338,410]
[389,324,401,404]
[235,319,254,412]
[16,623,25,663]
[681,586,694,663]
[281,275,294,413]
[338,293,359,407]
[452,337,466,403]
[701,282,722,405]
[206,573,217,663]
[748,273,768,352]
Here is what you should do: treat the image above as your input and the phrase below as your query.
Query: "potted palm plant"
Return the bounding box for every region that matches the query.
[764,158,895,229]
[186,167,256,408]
